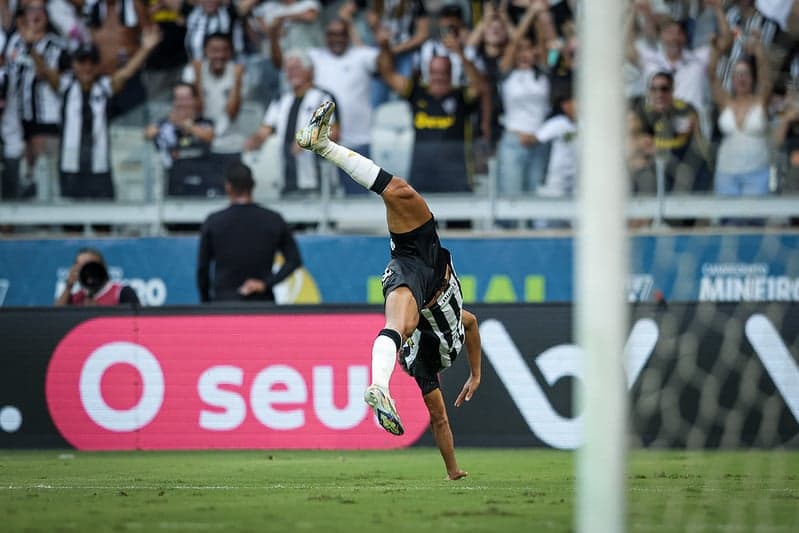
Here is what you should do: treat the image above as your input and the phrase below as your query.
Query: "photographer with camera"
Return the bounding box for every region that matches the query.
[55,248,140,306]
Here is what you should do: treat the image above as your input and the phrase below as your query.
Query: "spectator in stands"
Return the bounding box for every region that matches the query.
[197,161,302,303]
[142,0,190,100]
[632,71,712,194]
[377,24,485,193]
[0,2,11,29]
[549,32,577,98]
[304,17,379,195]
[495,1,552,197]
[183,32,246,159]
[184,0,255,61]
[628,3,731,136]
[708,33,773,201]
[772,90,799,200]
[2,12,26,201]
[243,49,338,197]
[416,4,481,87]
[467,1,512,150]
[80,0,152,118]
[252,0,322,52]
[33,28,162,199]
[627,106,657,197]
[547,0,574,36]
[637,1,730,40]
[498,0,547,28]
[535,77,576,200]
[720,0,787,91]
[366,0,429,106]
[55,247,140,306]
[144,82,216,196]
[1,43,22,199]
[4,0,71,200]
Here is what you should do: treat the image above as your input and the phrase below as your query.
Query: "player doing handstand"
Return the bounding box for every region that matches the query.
[296,101,482,480]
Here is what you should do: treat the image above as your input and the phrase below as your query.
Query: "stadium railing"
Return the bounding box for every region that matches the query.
[3,191,799,235]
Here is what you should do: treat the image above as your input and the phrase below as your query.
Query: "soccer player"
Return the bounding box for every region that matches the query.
[296,101,482,480]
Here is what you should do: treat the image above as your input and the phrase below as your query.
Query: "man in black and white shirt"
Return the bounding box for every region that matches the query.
[33,29,162,198]
[0,39,23,199]
[4,0,70,199]
[415,4,482,88]
[244,49,338,196]
[184,0,255,61]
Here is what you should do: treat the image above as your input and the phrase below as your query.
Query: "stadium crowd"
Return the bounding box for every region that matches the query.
[1,0,799,224]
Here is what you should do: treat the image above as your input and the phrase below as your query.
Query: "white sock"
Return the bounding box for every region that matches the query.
[371,335,397,390]
[319,141,381,191]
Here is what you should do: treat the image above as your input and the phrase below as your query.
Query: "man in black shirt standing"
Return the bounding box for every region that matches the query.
[197,162,302,302]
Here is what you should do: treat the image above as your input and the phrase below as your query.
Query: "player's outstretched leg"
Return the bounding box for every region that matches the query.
[296,100,431,233]
[296,100,388,194]
[297,101,423,437]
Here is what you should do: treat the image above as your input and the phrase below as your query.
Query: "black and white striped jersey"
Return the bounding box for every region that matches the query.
[4,31,69,127]
[405,267,466,372]
[718,6,781,90]
[59,74,112,174]
[184,4,244,61]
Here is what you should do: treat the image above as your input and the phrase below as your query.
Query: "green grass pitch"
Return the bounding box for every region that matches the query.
[1,449,797,532]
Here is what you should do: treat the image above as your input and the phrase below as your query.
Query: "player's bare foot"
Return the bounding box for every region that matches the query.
[447,470,469,480]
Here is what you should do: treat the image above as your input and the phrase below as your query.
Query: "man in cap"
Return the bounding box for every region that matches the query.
[32,27,161,198]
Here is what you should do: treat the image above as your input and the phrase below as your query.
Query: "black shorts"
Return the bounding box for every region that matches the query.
[60,172,114,199]
[380,217,465,395]
[398,271,466,395]
[399,328,444,395]
[22,121,60,140]
[381,217,448,310]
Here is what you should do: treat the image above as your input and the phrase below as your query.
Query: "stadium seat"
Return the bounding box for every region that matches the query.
[241,135,282,201]
[236,100,265,140]
[370,101,414,180]
[111,125,152,202]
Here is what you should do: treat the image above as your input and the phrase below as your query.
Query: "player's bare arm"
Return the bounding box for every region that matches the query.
[455,309,482,407]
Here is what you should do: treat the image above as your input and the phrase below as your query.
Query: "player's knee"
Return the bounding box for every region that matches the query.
[383,177,416,201]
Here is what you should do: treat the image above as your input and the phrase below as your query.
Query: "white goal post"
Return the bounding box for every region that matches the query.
[575,1,628,532]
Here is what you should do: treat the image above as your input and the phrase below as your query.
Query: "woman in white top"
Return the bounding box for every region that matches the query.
[708,35,772,198]
[496,0,554,196]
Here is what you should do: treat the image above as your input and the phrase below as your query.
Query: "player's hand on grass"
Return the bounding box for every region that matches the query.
[454,374,480,407]
[447,469,469,481]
